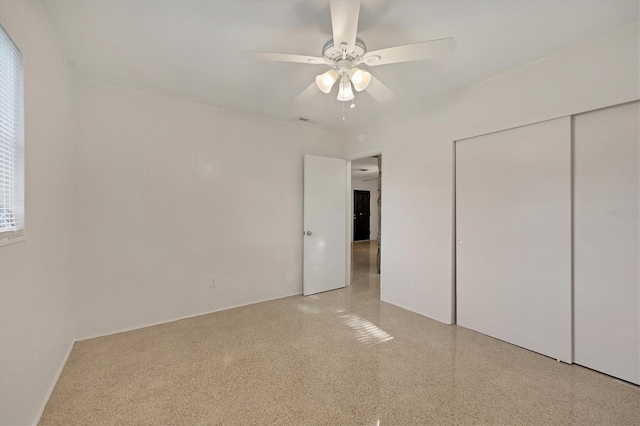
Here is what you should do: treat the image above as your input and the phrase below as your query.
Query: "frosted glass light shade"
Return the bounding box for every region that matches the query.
[315,69,338,93]
[350,69,364,84]
[348,67,371,92]
[337,76,354,102]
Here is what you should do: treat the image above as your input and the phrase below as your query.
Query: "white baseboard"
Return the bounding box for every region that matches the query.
[76,291,302,342]
[32,340,74,425]
[380,296,454,325]
[30,291,303,424]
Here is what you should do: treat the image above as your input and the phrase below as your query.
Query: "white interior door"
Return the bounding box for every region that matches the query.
[456,117,572,362]
[303,155,347,296]
[574,102,639,384]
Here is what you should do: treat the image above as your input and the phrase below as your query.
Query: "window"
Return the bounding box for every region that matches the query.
[0,24,24,243]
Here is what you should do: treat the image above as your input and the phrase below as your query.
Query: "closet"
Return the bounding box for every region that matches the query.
[456,102,639,384]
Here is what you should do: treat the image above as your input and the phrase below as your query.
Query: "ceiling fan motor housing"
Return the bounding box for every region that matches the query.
[336,59,353,75]
[322,37,367,70]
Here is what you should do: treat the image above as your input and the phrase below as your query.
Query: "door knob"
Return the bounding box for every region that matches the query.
[306,231,313,236]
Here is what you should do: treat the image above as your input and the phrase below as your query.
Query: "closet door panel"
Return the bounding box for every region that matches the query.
[456,117,572,362]
[574,102,639,384]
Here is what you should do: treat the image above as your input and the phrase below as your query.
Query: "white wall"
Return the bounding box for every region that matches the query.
[343,23,640,324]
[74,80,343,339]
[0,1,77,424]
[351,177,379,241]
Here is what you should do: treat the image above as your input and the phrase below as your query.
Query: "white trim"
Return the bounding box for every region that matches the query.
[76,291,302,341]
[345,160,352,286]
[32,341,74,425]
[344,147,382,161]
[452,95,639,143]
[0,234,27,247]
[451,140,457,325]
[382,295,455,326]
[32,291,306,423]
[346,151,382,288]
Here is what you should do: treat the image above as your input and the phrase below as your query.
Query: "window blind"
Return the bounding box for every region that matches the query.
[0,24,24,239]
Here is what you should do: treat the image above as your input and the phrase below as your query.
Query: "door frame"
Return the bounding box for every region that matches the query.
[345,149,382,287]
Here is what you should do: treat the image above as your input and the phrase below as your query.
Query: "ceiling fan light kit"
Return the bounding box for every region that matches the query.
[337,76,355,102]
[350,68,365,84]
[348,67,371,92]
[241,0,456,108]
[315,69,338,93]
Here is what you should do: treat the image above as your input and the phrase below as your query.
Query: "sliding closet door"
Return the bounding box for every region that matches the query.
[456,117,572,362]
[574,102,639,384]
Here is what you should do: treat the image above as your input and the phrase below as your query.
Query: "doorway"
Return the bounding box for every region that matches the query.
[349,155,381,287]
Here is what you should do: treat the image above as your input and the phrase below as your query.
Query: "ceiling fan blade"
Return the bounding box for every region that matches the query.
[330,0,360,52]
[295,82,320,103]
[365,75,394,103]
[362,37,456,66]
[241,51,330,65]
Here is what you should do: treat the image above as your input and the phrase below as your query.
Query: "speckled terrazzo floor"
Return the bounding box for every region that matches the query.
[40,241,639,425]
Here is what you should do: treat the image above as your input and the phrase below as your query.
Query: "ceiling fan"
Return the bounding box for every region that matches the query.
[240,0,456,104]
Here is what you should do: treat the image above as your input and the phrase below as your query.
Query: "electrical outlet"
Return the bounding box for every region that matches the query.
[209,278,216,288]
[412,280,419,288]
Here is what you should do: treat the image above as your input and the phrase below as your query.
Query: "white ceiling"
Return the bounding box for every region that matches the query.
[351,156,379,180]
[40,0,639,130]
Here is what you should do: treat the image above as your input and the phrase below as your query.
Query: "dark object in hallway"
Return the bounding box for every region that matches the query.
[377,155,381,274]
[354,190,371,241]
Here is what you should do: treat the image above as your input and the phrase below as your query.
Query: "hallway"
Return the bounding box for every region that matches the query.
[350,240,379,295]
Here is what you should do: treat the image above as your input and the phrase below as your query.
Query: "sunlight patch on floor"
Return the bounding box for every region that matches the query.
[340,313,394,345]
